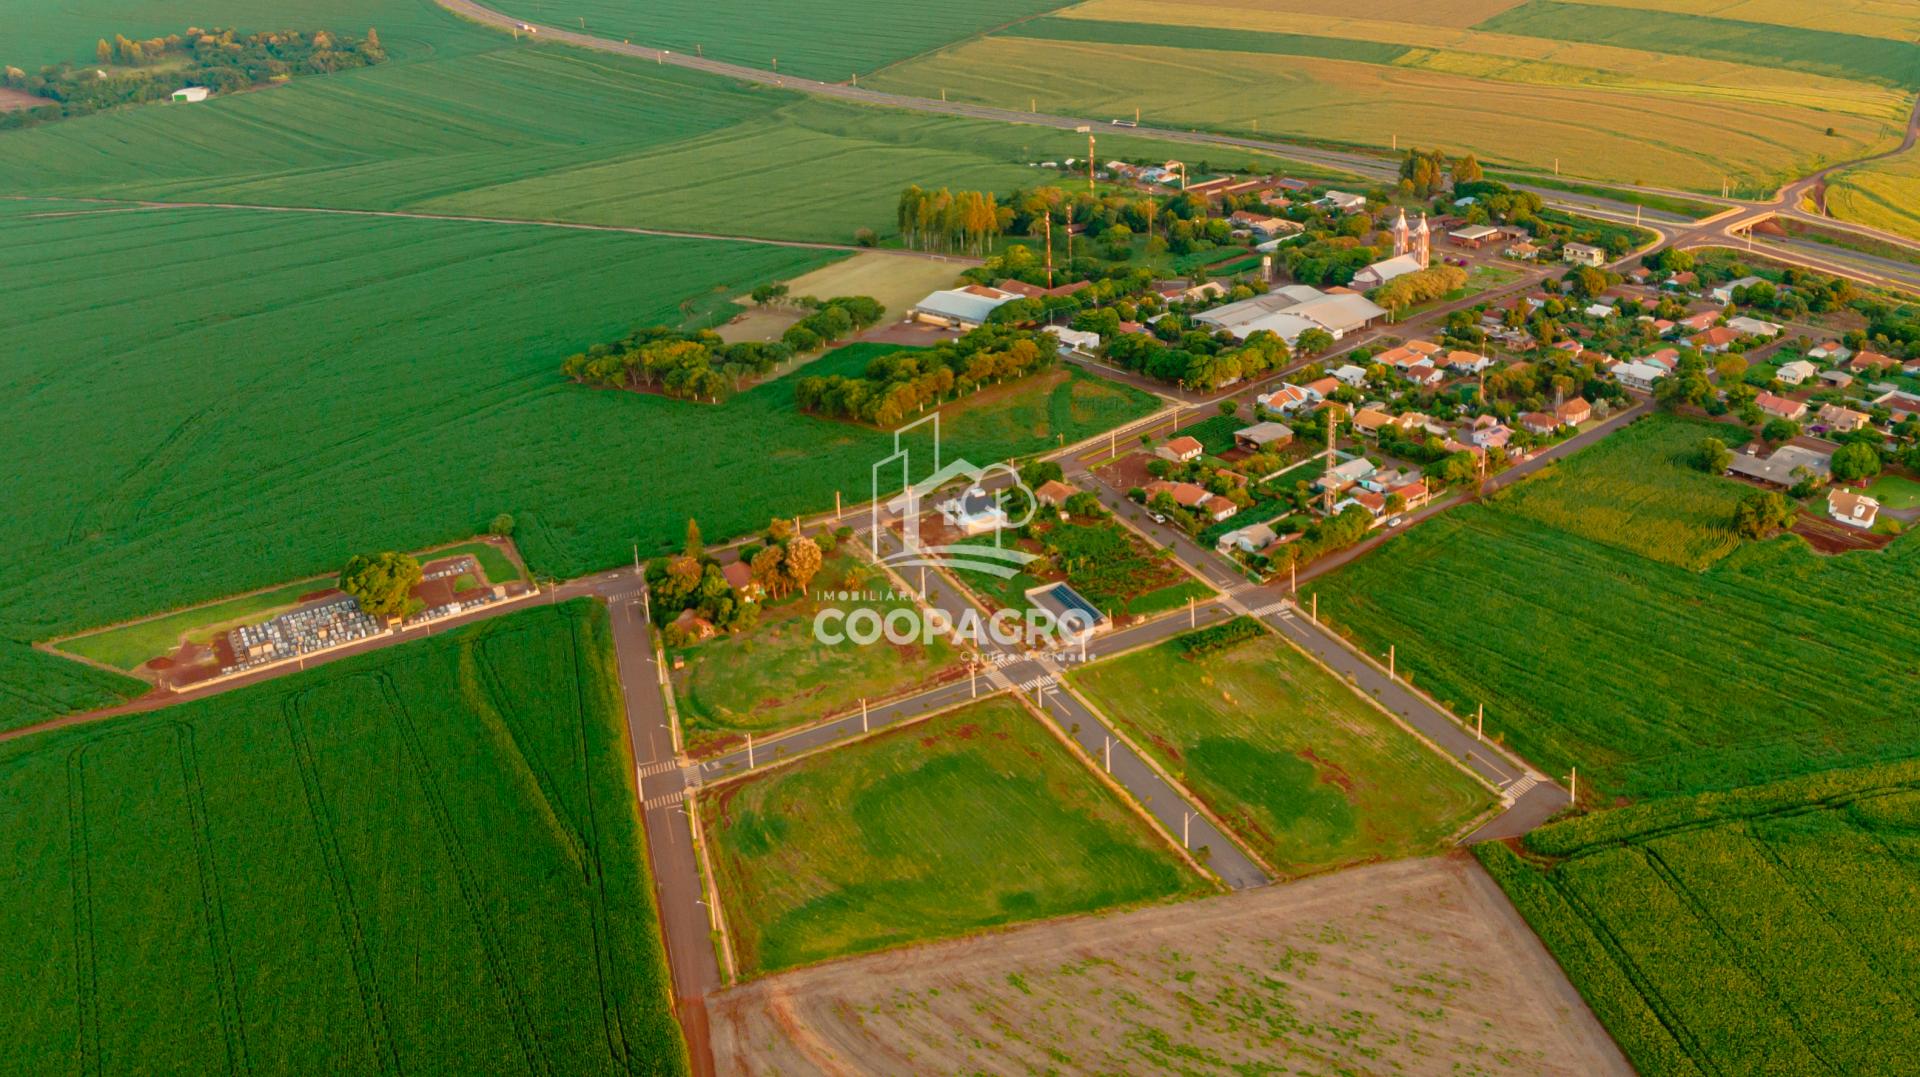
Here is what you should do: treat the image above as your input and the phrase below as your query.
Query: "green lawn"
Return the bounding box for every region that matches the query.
[953,516,1210,619]
[670,553,962,754]
[0,601,685,1075]
[1866,473,1920,510]
[54,578,327,673]
[700,696,1206,976]
[1068,626,1492,876]
[422,540,525,585]
[1319,415,1920,801]
[1479,758,1920,1076]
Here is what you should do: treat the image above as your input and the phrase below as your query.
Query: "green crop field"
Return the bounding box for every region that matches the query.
[1488,415,1750,570]
[0,600,686,1075]
[485,0,1071,80]
[1477,0,1920,89]
[700,696,1206,976]
[670,552,963,755]
[1829,147,1920,244]
[871,2,1910,196]
[1479,758,1920,1075]
[1318,415,1920,802]
[1068,625,1492,875]
[0,208,1154,733]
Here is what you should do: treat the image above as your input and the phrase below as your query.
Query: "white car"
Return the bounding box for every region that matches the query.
[1387,517,1404,528]
[1149,512,1168,524]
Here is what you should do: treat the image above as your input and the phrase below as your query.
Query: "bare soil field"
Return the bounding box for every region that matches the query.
[719,251,965,343]
[709,855,1629,1076]
[0,87,43,111]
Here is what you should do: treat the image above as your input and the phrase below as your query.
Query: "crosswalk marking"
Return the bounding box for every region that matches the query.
[1251,601,1289,618]
[643,790,684,811]
[638,760,678,778]
[1504,774,1539,798]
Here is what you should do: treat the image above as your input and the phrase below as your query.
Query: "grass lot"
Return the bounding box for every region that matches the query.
[0,601,685,1075]
[722,253,960,344]
[1318,415,1920,801]
[1867,473,1920,510]
[1069,626,1492,875]
[55,579,327,673]
[700,696,1206,976]
[486,0,1073,80]
[670,552,962,753]
[1488,415,1750,570]
[954,516,1210,618]
[421,539,525,585]
[872,6,1908,195]
[1479,758,1920,1075]
[0,210,1153,733]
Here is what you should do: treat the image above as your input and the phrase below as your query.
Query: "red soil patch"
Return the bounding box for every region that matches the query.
[0,87,45,112]
[1792,514,1892,555]
[1299,747,1355,793]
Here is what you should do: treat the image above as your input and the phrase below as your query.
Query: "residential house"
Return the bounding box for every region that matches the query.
[1726,444,1831,486]
[1816,403,1871,433]
[1503,240,1542,261]
[1726,316,1782,339]
[1446,350,1493,374]
[1585,302,1617,319]
[1808,341,1851,363]
[1690,326,1741,353]
[1643,347,1681,372]
[1317,457,1377,493]
[1754,391,1807,421]
[1257,384,1316,413]
[1332,490,1390,520]
[1469,415,1512,449]
[938,486,1010,535]
[1818,369,1854,389]
[1144,480,1239,522]
[1376,340,1443,370]
[1332,363,1369,386]
[1519,411,1560,436]
[1319,190,1368,213]
[1775,359,1818,386]
[1216,522,1278,554]
[1562,242,1607,267]
[1556,397,1593,427]
[1611,360,1667,391]
[1043,325,1101,357]
[1351,407,1395,436]
[1034,479,1078,509]
[1710,276,1767,305]
[1234,421,1294,451]
[1303,375,1341,399]
[1404,361,1445,388]
[1850,351,1899,375]
[720,561,763,603]
[1828,488,1881,529]
[1157,436,1204,463]
[1676,310,1719,334]
[1666,270,1699,291]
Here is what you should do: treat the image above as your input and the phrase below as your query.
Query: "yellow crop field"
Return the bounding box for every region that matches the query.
[1566,0,1920,41]
[1064,0,1529,28]
[872,37,1901,193]
[1828,149,1920,243]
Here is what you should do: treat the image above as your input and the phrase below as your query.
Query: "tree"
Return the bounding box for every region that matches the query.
[750,283,789,307]
[784,534,823,595]
[1831,441,1882,483]
[1452,153,1483,186]
[488,513,515,537]
[96,39,112,64]
[339,551,423,620]
[1295,329,1335,357]
[1733,489,1795,539]
[749,545,786,597]
[1761,418,1800,444]
[1019,460,1064,488]
[1699,437,1732,474]
[684,518,704,560]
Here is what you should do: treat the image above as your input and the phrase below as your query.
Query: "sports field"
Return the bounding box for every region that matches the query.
[868,0,1914,195]
[1317,415,1920,801]
[670,553,963,754]
[0,209,1154,733]
[698,696,1207,976]
[0,601,686,1075]
[1480,757,1920,1075]
[1068,625,1492,875]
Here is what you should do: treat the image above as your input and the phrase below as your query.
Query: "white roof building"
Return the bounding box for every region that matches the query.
[1332,363,1368,386]
[1193,286,1385,343]
[910,286,1018,329]
[1611,360,1667,391]
[1044,325,1101,356]
[1775,359,1818,386]
[1727,316,1783,339]
[1351,253,1425,289]
[170,86,211,103]
[1711,276,1767,304]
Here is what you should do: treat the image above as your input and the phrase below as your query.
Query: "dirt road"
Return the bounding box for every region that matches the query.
[709,854,1631,1076]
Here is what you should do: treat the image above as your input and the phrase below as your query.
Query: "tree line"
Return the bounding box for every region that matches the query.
[561,295,881,403]
[897,186,1007,255]
[795,326,1054,426]
[2,26,386,130]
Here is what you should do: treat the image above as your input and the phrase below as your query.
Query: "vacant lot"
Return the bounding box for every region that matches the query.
[1319,415,1920,801]
[670,552,963,754]
[1490,414,1750,570]
[1481,758,1920,1075]
[711,854,1629,1075]
[699,696,1206,977]
[1071,626,1492,875]
[0,601,685,1075]
[720,252,961,343]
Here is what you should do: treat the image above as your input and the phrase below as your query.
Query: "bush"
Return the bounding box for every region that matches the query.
[1174,616,1265,659]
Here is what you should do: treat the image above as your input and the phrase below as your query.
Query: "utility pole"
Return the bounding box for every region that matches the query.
[1088,133,1097,194]
[1188,595,1196,628]
[1311,592,1318,623]
[861,697,868,733]
[746,733,754,769]
[1388,644,1396,680]
[1289,559,1296,594]
[1104,736,1111,773]
[1476,703,1484,741]
[969,658,977,698]
[1183,812,1191,848]
[1043,211,1054,289]
[632,542,640,575]
[1570,767,1578,804]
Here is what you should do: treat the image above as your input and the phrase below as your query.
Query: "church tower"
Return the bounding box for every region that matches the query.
[1415,213,1431,268]
[1391,209,1411,257]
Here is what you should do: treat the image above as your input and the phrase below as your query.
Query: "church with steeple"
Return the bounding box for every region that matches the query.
[1355,209,1430,290]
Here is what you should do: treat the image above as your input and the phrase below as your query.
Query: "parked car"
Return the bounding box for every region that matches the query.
[1387,517,1404,528]
[1149,511,1168,524]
